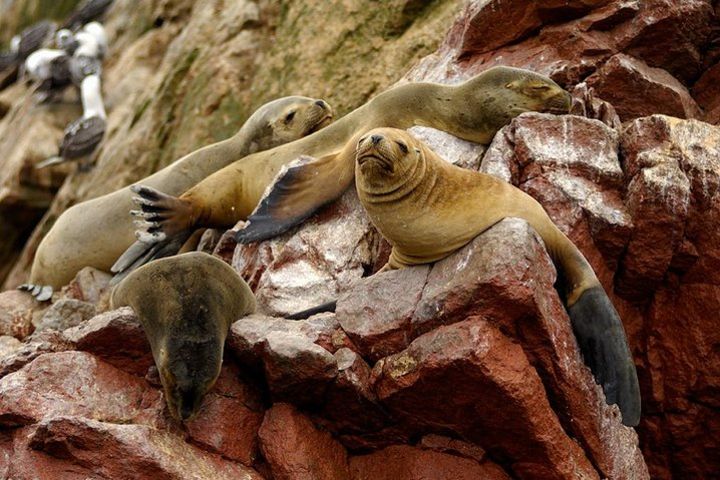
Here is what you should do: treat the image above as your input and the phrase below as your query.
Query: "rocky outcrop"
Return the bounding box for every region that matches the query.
[1,0,720,479]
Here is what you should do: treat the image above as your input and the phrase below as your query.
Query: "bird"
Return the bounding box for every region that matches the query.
[36,74,107,170]
[63,0,114,30]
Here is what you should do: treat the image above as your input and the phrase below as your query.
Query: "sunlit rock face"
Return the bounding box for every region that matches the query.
[1,0,720,478]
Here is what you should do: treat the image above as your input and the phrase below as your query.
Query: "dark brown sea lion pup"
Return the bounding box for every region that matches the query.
[120,66,571,274]
[24,96,333,296]
[111,252,256,420]
[350,127,641,427]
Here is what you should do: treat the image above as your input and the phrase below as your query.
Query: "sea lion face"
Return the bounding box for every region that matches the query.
[157,331,224,421]
[456,66,571,142]
[502,72,572,116]
[355,128,422,189]
[255,96,334,151]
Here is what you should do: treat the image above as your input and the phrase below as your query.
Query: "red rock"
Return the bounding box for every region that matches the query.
[58,266,112,305]
[570,82,622,130]
[586,54,702,121]
[0,336,21,361]
[233,189,383,317]
[185,369,264,454]
[7,418,262,480]
[481,113,631,265]
[0,351,163,428]
[185,384,264,465]
[692,61,720,124]
[349,444,511,480]
[0,290,38,339]
[372,318,598,480]
[0,330,72,378]
[336,266,429,362]
[418,434,487,462]
[622,0,714,83]
[259,403,350,480]
[63,307,153,376]
[453,0,612,57]
[228,315,340,405]
[321,348,391,442]
[34,298,97,332]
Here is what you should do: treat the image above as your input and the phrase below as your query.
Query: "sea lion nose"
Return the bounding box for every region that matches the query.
[315,100,326,109]
[371,134,383,145]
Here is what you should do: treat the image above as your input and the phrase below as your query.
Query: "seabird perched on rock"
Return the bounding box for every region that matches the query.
[63,0,114,30]
[24,48,73,101]
[17,20,56,60]
[57,22,108,59]
[0,36,20,72]
[36,74,107,170]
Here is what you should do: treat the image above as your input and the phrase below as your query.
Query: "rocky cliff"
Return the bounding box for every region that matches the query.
[0,0,719,479]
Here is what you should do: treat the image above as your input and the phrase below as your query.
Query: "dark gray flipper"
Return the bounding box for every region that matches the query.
[567,285,641,427]
[286,300,337,320]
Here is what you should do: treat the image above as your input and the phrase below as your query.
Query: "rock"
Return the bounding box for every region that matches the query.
[6,417,262,480]
[570,82,622,130]
[692,62,720,124]
[259,403,350,480]
[453,0,612,57]
[0,351,163,428]
[33,299,96,332]
[58,267,113,305]
[349,444,511,480]
[0,330,72,378]
[184,363,265,466]
[418,434,487,462]
[0,336,21,362]
[63,307,153,376]
[336,266,429,362]
[322,348,390,440]
[372,318,599,480]
[233,189,383,317]
[481,113,632,266]
[0,290,37,339]
[228,315,340,405]
[586,54,702,121]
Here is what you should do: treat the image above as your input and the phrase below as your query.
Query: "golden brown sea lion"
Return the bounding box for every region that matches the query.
[119,66,571,274]
[24,96,333,294]
[353,127,641,427]
[111,252,256,420]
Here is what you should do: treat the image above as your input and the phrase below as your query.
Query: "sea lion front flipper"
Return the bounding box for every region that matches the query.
[567,285,641,427]
[235,153,354,243]
[110,185,193,278]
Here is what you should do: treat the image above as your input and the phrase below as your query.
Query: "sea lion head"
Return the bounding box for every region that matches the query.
[247,96,334,152]
[156,317,225,421]
[110,252,256,421]
[455,66,571,141]
[355,127,427,194]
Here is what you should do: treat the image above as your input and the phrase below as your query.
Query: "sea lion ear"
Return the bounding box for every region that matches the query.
[505,80,520,90]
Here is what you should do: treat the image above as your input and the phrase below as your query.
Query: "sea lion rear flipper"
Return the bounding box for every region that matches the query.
[567,285,641,427]
[17,283,53,302]
[286,300,337,320]
[235,153,354,243]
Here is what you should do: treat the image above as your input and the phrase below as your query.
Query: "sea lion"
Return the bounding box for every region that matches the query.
[353,127,641,427]
[111,251,255,420]
[121,66,571,274]
[24,95,333,294]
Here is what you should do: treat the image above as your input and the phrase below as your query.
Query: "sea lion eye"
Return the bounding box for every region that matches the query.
[285,111,296,123]
[530,85,551,91]
[395,141,408,153]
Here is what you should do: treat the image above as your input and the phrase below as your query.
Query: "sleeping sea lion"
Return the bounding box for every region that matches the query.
[353,127,641,427]
[110,252,256,420]
[24,95,333,295]
[119,66,571,275]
